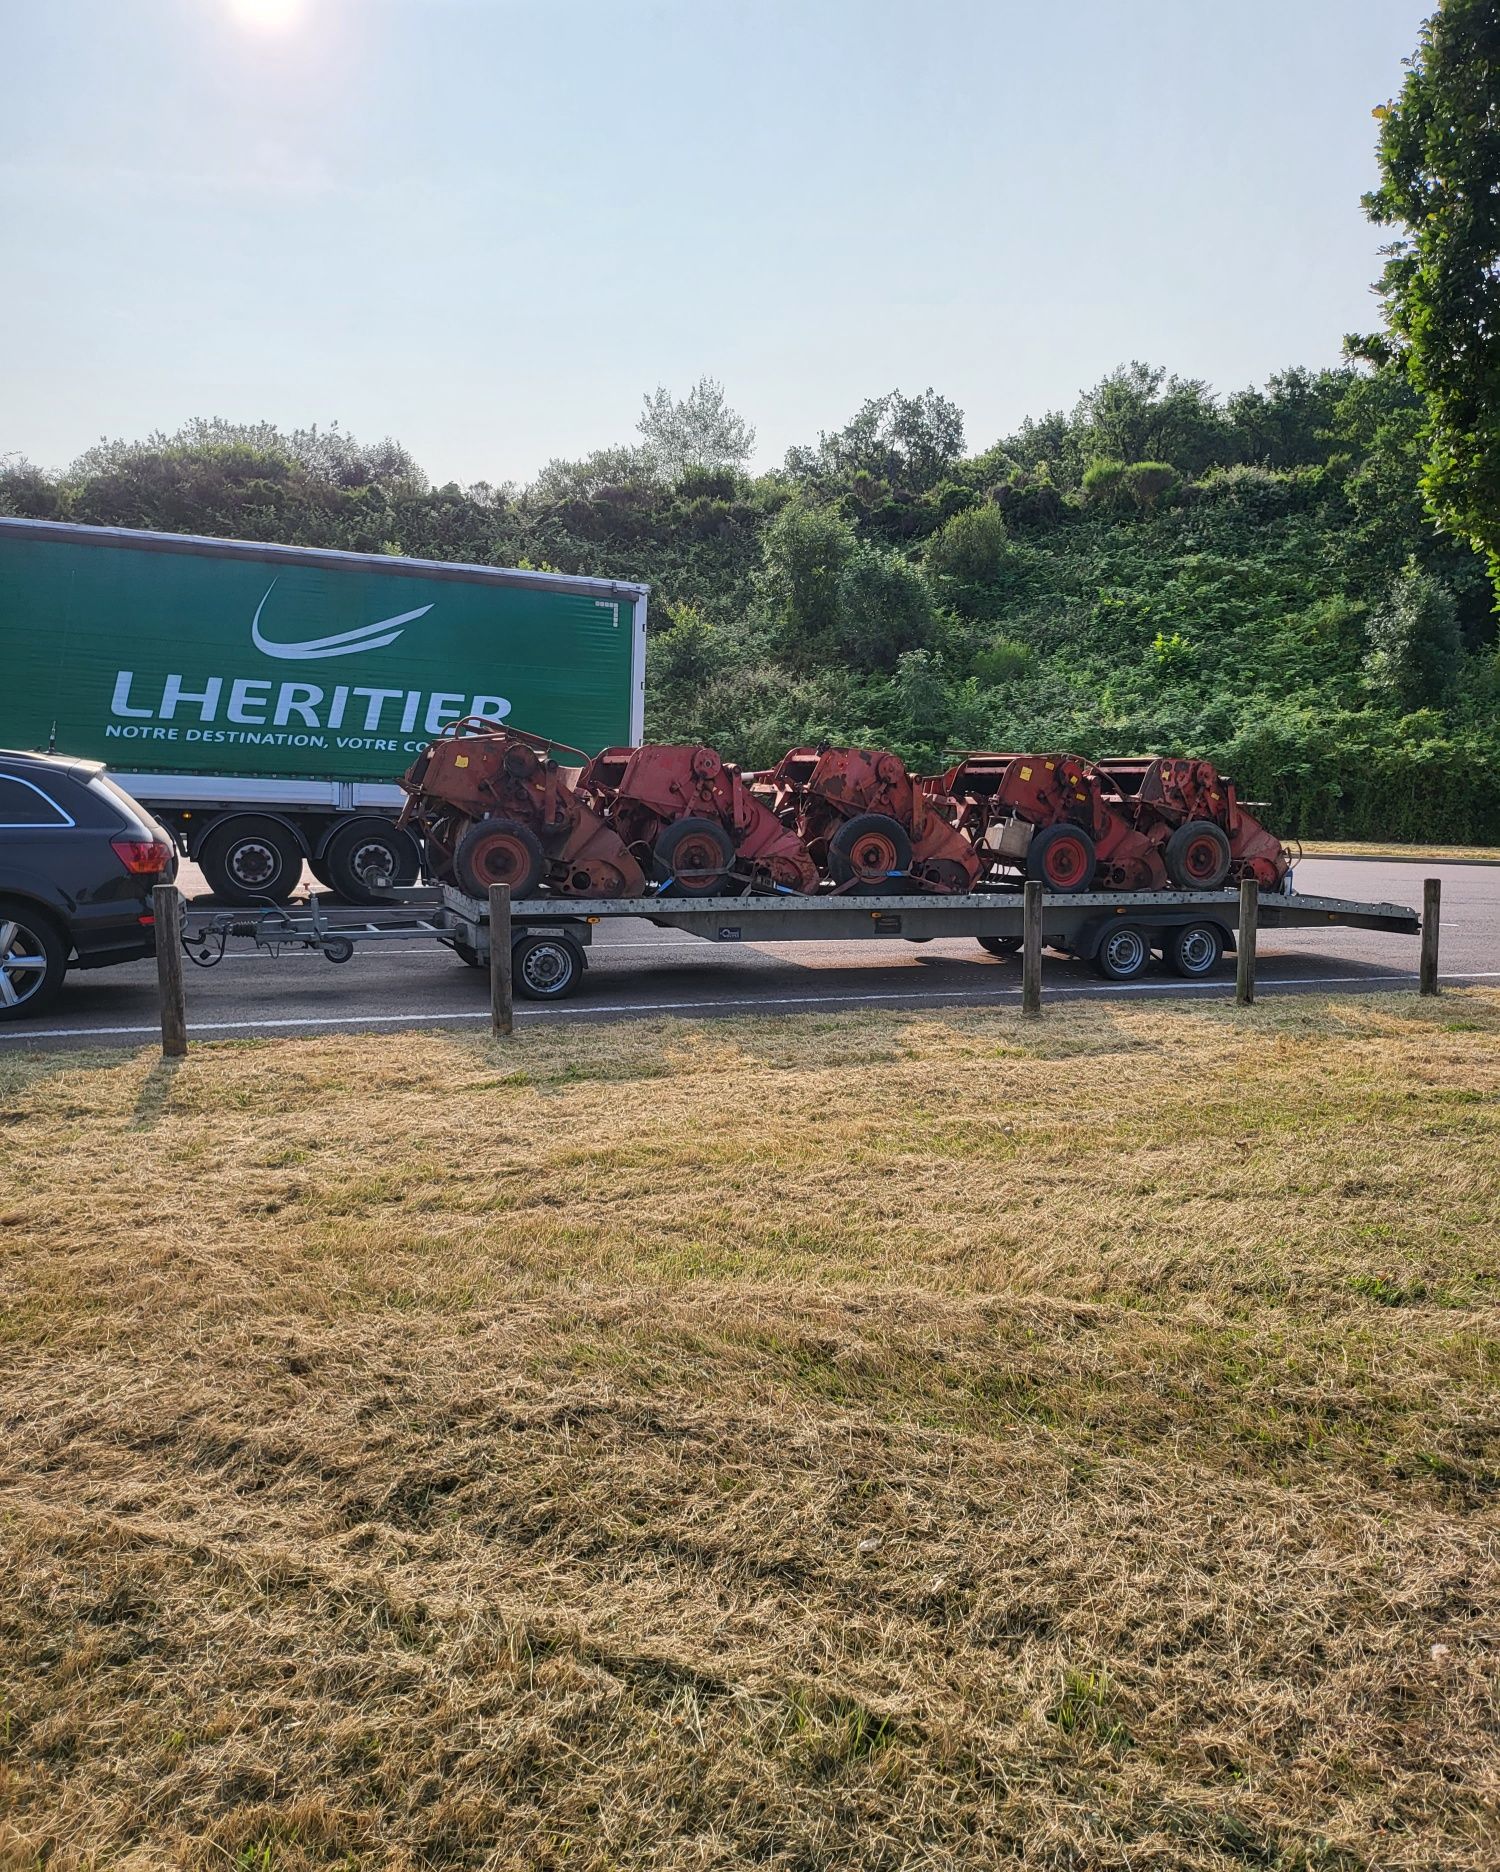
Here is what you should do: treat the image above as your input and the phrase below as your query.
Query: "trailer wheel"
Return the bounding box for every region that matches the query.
[653,817,738,895]
[977,935,1022,957]
[1093,923,1151,980]
[512,931,584,1000]
[1164,820,1232,889]
[1027,823,1097,893]
[323,821,419,904]
[828,813,912,891]
[453,817,546,898]
[199,818,303,905]
[1166,921,1225,978]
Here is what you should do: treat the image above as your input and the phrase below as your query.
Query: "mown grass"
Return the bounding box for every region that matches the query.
[1,992,1498,1870]
[1297,839,1500,862]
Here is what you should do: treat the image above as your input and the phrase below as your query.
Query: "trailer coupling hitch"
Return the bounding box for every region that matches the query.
[182,894,357,967]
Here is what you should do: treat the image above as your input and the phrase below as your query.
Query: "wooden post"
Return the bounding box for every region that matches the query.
[1420,877,1441,996]
[489,882,513,1036]
[153,882,187,1058]
[1021,879,1043,1018]
[1236,875,1257,1007]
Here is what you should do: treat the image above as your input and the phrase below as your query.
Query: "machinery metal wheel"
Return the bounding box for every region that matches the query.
[199,818,303,905]
[511,931,584,1000]
[453,816,546,898]
[1093,923,1151,980]
[1166,921,1225,978]
[0,902,67,1020]
[652,816,737,895]
[828,813,912,891]
[1164,820,1232,889]
[1026,823,1098,893]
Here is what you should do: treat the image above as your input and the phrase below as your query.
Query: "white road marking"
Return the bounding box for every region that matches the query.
[4,972,1498,1044]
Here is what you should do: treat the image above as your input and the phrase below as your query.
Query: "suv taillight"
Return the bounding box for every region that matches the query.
[111,836,173,876]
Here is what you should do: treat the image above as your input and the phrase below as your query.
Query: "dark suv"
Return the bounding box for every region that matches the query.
[1,750,176,1021]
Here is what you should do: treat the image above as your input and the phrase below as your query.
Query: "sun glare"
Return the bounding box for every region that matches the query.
[228,0,304,30]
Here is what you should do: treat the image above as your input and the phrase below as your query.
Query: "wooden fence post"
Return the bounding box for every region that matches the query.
[489,882,513,1036]
[1420,877,1441,996]
[1021,879,1043,1018]
[153,883,187,1058]
[1236,876,1258,1007]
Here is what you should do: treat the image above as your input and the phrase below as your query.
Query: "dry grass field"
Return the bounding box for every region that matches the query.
[1,993,1497,1871]
[1295,841,1499,863]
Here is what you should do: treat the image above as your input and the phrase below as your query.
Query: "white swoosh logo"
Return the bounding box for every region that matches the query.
[251,581,433,660]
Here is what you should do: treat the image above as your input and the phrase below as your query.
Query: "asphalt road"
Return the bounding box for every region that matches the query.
[3,858,1495,1049]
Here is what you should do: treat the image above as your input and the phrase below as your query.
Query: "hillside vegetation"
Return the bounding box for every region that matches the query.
[5,361,1499,841]
[1,994,1497,1868]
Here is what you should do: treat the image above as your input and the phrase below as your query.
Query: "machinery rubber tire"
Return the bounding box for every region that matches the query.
[1164,820,1232,890]
[1166,921,1226,978]
[828,813,913,891]
[652,816,737,895]
[322,820,419,903]
[511,931,585,1000]
[453,817,547,899]
[977,934,1023,957]
[0,899,67,1021]
[1026,822,1097,893]
[1093,923,1151,981]
[199,817,303,905]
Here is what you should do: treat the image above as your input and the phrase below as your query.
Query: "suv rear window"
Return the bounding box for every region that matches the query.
[0,774,74,827]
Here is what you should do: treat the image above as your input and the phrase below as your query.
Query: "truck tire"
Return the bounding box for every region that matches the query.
[0,899,67,1021]
[1026,822,1097,892]
[453,816,546,898]
[828,813,912,891]
[1166,921,1225,977]
[1093,923,1151,980]
[1164,820,1232,889]
[199,818,303,905]
[322,821,418,904]
[653,817,737,895]
[512,930,585,1000]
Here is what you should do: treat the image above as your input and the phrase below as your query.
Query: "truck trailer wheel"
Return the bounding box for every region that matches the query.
[511,931,585,1000]
[199,818,303,905]
[1164,820,1232,889]
[977,934,1022,957]
[322,821,418,903]
[1093,923,1151,980]
[1026,823,1097,893]
[453,817,546,899]
[1166,921,1225,978]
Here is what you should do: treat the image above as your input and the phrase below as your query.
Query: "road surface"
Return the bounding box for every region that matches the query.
[3,859,1495,1049]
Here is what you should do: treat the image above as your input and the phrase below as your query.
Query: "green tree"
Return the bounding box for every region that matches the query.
[834,546,936,672]
[760,498,856,663]
[1364,0,1500,592]
[636,377,756,483]
[785,389,965,494]
[924,502,1008,581]
[1365,562,1462,710]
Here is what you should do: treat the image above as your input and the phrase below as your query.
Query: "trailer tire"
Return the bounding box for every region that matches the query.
[1166,921,1225,978]
[828,813,912,891]
[0,899,68,1021]
[1164,820,1232,889]
[653,817,738,896]
[323,821,419,904]
[1093,923,1151,980]
[1026,823,1097,893]
[977,934,1022,957]
[199,818,303,905]
[453,817,547,898]
[512,931,585,1000]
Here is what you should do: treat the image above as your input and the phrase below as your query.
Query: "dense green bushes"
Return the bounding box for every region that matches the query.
[4,362,1498,841]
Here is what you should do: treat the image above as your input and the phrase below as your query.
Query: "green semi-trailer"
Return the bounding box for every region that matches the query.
[0,517,647,902]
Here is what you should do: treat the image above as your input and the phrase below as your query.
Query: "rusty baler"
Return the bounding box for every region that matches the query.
[754,746,981,893]
[1097,757,1289,888]
[933,753,1170,892]
[576,743,818,895]
[397,720,646,899]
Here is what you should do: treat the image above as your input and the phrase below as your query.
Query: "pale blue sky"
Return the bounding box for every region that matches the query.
[1,0,1427,486]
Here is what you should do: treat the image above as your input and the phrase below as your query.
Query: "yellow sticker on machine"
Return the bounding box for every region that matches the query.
[1020,765,1032,781]
[455,754,469,768]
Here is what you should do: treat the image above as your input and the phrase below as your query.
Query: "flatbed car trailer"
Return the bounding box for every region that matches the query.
[183,883,1422,1000]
